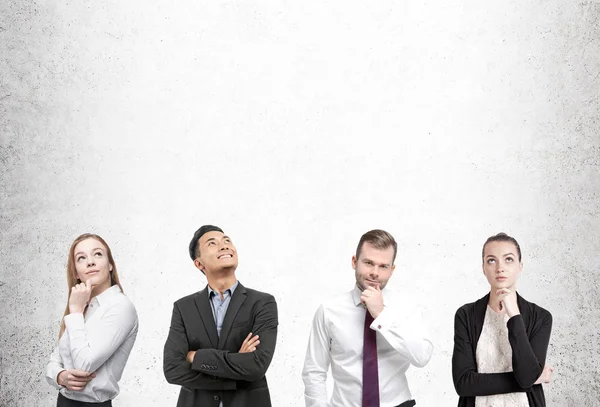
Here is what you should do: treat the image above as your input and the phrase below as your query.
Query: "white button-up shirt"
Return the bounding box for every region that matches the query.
[46,285,138,403]
[302,285,434,407]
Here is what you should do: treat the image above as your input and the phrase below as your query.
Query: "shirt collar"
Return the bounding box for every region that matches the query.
[352,284,364,307]
[92,284,122,306]
[208,280,239,299]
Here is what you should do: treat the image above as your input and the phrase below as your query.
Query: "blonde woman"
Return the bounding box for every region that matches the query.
[452,233,553,407]
[46,234,138,406]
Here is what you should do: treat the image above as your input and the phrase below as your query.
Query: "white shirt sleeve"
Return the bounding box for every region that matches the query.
[302,305,331,407]
[371,305,434,368]
[45,345,65,390]
[64,300,138,373]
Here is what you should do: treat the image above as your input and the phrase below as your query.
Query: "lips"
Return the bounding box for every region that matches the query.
[218,254,233,259]
[496,277,507,281]
[86,270,99,275]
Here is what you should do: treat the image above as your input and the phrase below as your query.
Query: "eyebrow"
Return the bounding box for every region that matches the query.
[485,252,515,258]
[74,248,105,256]
[205,236,231,244]
[361,258,391,266]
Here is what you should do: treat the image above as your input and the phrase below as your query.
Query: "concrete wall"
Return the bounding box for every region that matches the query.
[1,1,598,405]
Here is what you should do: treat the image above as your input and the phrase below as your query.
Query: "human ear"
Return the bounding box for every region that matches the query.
[194,258,204,272]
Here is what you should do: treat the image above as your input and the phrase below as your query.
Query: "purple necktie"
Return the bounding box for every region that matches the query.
[362,310,380,407]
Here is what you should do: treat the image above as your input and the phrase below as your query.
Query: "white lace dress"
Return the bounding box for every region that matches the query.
[475,306,529,407]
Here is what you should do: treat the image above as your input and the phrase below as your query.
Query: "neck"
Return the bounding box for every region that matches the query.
[90,282,112,299]
[206,270,237,298]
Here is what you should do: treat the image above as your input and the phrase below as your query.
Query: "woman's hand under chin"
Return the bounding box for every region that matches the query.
[69,279,93,314]
[496,288,520,317]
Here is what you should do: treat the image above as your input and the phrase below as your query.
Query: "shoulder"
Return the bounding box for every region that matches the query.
[105,290,139,326]
[241,285,276,304]
[519,295,552,323]
[455,300,477,317]
[316,291,354,317]
[173,290,204,308]
[454,294,488,320]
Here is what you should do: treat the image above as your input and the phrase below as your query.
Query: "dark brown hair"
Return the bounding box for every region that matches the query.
[482,232,522,262]
[355,229,398,263]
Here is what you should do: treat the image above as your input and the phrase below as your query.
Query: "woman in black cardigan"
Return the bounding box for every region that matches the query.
[452,233,553,407]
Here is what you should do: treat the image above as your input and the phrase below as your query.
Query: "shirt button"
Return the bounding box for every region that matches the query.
[378,325,382,329]
[214,395,220,401]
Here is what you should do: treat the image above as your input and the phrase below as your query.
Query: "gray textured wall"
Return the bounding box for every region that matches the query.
[1,1,599,406]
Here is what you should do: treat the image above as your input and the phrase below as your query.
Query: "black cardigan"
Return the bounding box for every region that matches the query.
[452,293,552,407]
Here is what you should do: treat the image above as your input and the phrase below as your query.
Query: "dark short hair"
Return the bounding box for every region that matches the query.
[355,229,398,263]
[482,232,522,262]
[189,225,224,260]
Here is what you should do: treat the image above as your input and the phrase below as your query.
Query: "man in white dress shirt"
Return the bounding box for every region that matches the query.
[302,229,433,407]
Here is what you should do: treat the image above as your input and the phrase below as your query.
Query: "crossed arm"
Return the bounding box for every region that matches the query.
[46,300,138,390]
[452,307,552,397]
[163,295,278,389]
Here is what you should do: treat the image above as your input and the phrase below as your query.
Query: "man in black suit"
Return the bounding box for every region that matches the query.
[163,225,278,407]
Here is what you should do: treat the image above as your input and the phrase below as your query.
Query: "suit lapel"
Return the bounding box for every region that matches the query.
[218,283,247,349]
[194,286,219,348]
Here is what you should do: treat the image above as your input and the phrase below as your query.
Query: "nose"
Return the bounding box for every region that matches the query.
[87,257,96,267]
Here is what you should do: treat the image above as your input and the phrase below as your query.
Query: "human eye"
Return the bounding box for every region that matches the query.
[487,258,495,264]
[208,241,216,246]
[94,251,103,257]
[506,257,514,263]
[76,255,85,262]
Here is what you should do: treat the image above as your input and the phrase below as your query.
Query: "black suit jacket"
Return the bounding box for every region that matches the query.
[452,293,552,407]
[163,282,278,407]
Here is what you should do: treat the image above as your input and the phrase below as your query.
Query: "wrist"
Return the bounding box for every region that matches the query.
[69,305,84,314]
[57,370,67,387]
[186,351,196,364]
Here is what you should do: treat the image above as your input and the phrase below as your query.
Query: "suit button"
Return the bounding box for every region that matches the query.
[214,395,220,401]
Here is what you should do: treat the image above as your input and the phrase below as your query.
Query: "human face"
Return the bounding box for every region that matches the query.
[352,242,396,291]
[73,238,113,292]
[194,231,238,274]
[482,241,522,290]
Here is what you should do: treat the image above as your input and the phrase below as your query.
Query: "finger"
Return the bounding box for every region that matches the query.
[85,278,93,290]
[70,369,94,377]
[69,374,93,383]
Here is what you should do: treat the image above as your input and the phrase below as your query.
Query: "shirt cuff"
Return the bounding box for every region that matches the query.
[46,365,65,390]
[371,307,394,332]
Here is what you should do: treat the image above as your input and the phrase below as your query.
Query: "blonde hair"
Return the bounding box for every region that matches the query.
[58,233,123,338]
